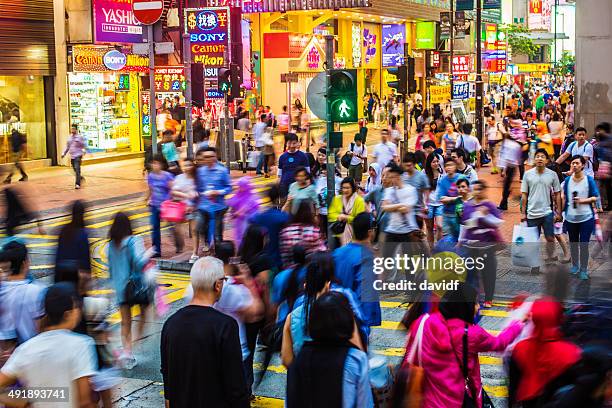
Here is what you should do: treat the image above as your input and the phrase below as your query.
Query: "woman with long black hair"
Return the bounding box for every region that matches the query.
[54,200,91,294]
[285,291,372,407]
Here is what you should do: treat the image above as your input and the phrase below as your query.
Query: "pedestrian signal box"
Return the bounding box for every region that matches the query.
[329,69,358,123]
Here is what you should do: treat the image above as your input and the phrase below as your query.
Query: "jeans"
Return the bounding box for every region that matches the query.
[198,208,227,246]
[442,213,460,239]
[565,218,595,271]
[150,205,162,255]
[348,163,364,183]
[466,246,498,302]
[71,157,82,186]
[255,147,265,174]
[500,165,518,208]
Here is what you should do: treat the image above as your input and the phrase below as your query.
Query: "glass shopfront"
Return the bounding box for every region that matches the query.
[69,46,148,155]
[0,76,47,164]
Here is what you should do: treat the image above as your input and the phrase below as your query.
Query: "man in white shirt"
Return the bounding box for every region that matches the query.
[381,163,422,270]
[555,127,595,177]
[0,241,45,344]
[457,123,482,168]
[253,113,269,175]
[372,129,398,169]
[0,282,97,408]
[347,134,367,184]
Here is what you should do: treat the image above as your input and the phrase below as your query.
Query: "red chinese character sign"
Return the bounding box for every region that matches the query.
[185,8,230,67]
[452,55,471,75]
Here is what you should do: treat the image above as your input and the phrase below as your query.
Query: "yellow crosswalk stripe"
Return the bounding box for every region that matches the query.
[252,396,284,408]
[372,348,503,366]
[87,211,150,229]
[480,309,509,318]
[484,385,508,398]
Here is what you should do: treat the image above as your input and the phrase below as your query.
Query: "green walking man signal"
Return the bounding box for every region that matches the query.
[329,69,358,123]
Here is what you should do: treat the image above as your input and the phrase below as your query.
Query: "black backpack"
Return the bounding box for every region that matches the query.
[340,143,355,169]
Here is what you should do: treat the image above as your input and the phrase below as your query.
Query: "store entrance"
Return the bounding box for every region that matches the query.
[69,72,142,156]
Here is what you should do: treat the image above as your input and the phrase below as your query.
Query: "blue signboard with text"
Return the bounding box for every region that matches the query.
[453,82,470,100]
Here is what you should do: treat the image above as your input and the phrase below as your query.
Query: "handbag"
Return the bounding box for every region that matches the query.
[329,201,347,235]
[160,200,186,223]
[479,148,491,165]
[124,238,153,306]
[391,314,429,408]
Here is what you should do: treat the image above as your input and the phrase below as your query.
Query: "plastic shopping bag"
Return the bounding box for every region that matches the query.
[511,224,541,267]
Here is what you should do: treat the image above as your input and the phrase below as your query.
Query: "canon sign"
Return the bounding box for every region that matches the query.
[103,50,127,70]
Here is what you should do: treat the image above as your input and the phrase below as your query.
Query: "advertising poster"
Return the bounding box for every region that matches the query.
[381,24,405,67]
[452,55,471,75]
[430,85,451,104]
[452,82,469,100]
[186,7,230,67]
[93,0,143,44]
[241,19,252,90]
[528,0,552,31]
[154,67,186,93]
[416,22,436,49]
[440,12,451,40]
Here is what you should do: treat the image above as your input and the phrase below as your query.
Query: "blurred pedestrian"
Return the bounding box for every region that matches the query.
[195,147,232,253]
[286,291,372,407]
[279,200,325,269]
[278,133,310,199]
[61,124,87,189]
[3,125,28,184]
[171,158,198,261]
[228,177,260,247]
[55,200,91,295]
[145,154,174,257]
[250,185,290,269]
[108,212,155,369]
[0,283,98,408]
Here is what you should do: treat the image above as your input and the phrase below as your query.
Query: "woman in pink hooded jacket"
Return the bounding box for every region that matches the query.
[404,283,524,408]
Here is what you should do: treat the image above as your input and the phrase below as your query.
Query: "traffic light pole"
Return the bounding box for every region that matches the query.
[183,33,193,160]
[475,0,484,146]
[148,24,157,155]
[325,35,335,206]
[450,0,455,93]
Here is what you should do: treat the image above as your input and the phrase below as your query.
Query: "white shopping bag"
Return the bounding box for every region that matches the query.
[247,150,261,169]
[511,224,541,267]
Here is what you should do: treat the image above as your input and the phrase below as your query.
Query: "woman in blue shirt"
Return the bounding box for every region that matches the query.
[107,212,154,369]
[145,154,174,257]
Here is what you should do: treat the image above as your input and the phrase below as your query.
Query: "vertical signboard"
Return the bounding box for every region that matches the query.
[440,12,451,40]
[185,7,230,67]
[241,19,252,90]
[93,0,144,43]
[381,24,405,67]
[416,22,436,49]
[528,0,552,30]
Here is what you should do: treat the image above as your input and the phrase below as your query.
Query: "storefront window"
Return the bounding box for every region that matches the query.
[69,72,141,153]
[0,76,46,164]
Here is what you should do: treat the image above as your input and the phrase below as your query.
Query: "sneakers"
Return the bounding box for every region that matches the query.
[19,176,28,182]
[578,270,590,280]
[119,351,137,370]
[75,184,81,189]
[189,255,199,263]
[570,265,579,275]
[483,301,493,308]
[201,244,210,254]
[490,168,499,175]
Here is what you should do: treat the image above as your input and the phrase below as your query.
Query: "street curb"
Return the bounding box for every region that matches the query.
[157,259,192,273]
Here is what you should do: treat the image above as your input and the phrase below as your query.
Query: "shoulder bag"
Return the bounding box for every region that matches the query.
[124,238,152,306]
[330,200,347,235]
[448,323,494,408]
[391,314,430,408]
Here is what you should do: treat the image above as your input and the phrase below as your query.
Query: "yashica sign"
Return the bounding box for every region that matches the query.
[185,7,230,67]
[93,0,143,44]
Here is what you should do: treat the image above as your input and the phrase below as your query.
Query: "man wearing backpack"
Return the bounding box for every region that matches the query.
[346,134,367,184]
[457,123,481,168]
[555,127,595,177]
[3,128,28,184]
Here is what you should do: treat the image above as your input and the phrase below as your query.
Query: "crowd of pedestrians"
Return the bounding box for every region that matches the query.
[0,78,610,408]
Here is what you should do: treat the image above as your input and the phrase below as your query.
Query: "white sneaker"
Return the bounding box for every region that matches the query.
[201,245,210,254]
[75,184,81,189]
[189,255,199,263]
[119,351,137,370]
